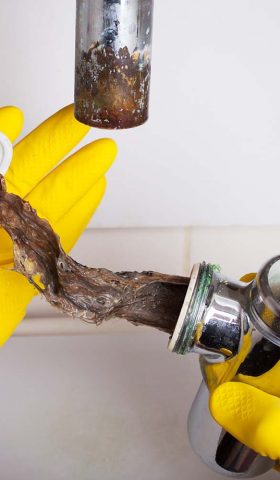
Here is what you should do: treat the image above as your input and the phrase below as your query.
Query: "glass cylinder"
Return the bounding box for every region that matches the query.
[74,0,154,129]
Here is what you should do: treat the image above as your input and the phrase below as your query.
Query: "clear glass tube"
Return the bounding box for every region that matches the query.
[75,0,154,129]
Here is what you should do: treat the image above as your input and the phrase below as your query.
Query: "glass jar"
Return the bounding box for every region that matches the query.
[74,0,154,129]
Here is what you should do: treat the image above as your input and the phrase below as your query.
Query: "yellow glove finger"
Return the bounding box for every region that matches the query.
[26,138,116,229]
[0,177,107,266]
[0,270,36,346]
[54,176,106,252]
[0,176,106,344]
[236,360,280,399]
[0,106,24,143]
[210,382,280,461]
[0,105,25,267]
[5,104,90,198]
[0,138,117,265]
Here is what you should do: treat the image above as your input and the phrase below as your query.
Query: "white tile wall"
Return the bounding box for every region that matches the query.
[72,227,189,274]
[189,226,280,278]
[3,0,280,228]
[0,333,212,480]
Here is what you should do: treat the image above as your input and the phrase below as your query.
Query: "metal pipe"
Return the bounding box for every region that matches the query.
[169,257,280,477]
[74,0,154,129]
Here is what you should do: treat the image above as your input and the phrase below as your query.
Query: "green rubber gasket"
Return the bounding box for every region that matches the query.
[174,263,215,355]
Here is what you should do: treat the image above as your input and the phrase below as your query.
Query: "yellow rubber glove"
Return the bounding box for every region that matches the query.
[210,382,280,462]
[209,273,280,464]
[0,105,117,345]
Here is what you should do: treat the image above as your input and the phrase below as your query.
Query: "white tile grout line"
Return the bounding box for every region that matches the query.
[15,316,152,337]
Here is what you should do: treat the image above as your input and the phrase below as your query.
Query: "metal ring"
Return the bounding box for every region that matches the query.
[0,131,13,175]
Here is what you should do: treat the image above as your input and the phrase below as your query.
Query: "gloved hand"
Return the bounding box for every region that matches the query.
[210,377,280,463]
[209,273,280,463]
[0,104,117,346]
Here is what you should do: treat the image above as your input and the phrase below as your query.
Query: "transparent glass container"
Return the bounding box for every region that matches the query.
[75,0,154,129]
